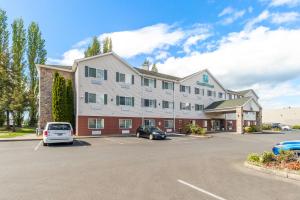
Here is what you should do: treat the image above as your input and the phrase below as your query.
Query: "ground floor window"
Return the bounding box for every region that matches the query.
[164,120,174,128]
[119,119,132,129]
[227,120,233,130]
[144,119,155,127]
[88,118,104,129]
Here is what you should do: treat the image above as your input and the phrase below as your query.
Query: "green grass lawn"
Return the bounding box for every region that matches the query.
[0,127,36,138]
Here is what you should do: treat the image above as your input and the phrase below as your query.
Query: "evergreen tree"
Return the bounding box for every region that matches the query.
[142,59,150,70]
[52,72,67,122]
[103,37,112,53]
[151,63,158,73]
[84,36,100,57]
[10,18,26,129]
[27,22,47,127]
[66,79,74,127]
[0,9,11,129]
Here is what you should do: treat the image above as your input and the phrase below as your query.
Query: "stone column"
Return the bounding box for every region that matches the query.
[256,108,262,131]
[236,107,244,134]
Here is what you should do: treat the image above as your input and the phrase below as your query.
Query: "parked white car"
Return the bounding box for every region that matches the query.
[281,125,292,131]
[43,122,74,146]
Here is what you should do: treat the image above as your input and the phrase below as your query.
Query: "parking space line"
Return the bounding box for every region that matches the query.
[177,179,227,200]
[34,140,43,151]
[104,138,124,145]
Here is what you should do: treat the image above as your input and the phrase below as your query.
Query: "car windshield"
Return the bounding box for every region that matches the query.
[48,124,71,130]
[150,127,162,132]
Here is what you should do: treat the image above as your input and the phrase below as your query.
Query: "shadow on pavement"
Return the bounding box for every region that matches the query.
[47,140,91,147]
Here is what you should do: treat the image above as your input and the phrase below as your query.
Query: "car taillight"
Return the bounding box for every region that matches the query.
[43,130,48,136]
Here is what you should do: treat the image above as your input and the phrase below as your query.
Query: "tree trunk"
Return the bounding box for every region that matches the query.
[6,110,10,130]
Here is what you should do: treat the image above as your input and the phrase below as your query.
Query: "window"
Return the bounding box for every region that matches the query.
[164,120,174,128]
[142,99,156,108]
[207,90,212,96]
[88,118,104,129]
[119,119,132,129]
[85,66,107,80]
[180,102,191,110]
[144,119,155,127]
[143,77,156,88]
[116,96,134,106]
[195,87,200,94]
[116,72,133,84]
[162,81,173,90]
[85,92,107,104]
[195,104,204,111]
[180,85,191,93]
[218,92,223,98]
[162,100,173,109]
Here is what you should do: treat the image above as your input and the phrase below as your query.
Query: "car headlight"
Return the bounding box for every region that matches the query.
[152,132,159,135]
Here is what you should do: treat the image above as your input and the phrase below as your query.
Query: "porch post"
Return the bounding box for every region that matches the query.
[236,106,244,134]
[256,108,262,131]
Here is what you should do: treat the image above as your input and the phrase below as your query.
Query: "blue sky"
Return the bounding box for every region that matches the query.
[1,0,300,108]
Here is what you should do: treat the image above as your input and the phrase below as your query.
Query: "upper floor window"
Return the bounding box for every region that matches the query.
[116,96,134,106]
[162,81,173,90]
[162,100,174,109]
[85,92,107,104]
[180,85,191,93]
[180,102,191,110]
[195,104,204,111]
[142,99,157,108]
[218,92,223,98]
[195,87,200,94]
[116,72,134,84]
[142,77,156,88]
[207,90,212,97]
[85,66,107,80]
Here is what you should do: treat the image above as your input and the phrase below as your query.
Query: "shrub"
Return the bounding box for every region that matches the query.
[247,153,260,163]
[284,162,300,170]
[262,123,272,130]
[195,127,206,135]
[184,123,206,135]
[277,150,296,163]
[244,126,255,133]
[292,125,300,129]
[260,151,276,164]
[272,127,281,132]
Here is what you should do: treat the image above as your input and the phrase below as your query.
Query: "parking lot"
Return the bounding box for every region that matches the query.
[1,132,300,200]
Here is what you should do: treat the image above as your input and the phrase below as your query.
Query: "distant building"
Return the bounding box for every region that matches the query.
[263,107,300,125]
[36,52,262,135]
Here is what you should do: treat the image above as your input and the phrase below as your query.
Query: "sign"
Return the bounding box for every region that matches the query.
[196,73,214,88]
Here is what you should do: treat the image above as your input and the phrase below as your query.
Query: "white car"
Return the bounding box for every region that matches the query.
[281,125,292,131]
[43,122,74,146]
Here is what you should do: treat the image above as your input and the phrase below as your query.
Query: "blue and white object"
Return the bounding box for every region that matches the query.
[272,140,300,155]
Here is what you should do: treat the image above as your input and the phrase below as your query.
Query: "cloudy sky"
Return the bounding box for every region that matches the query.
[2,0,300,108]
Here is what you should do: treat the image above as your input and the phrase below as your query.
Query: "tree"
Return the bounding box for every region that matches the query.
[27,22,47,127]
[0,9,11,129]
[10,18,27,129]
[142,59,150,70]
[52,72,67,122]
[103,37,112,53]
[151,63,158,73]
[66,79,74,127]
[84,36,100,57]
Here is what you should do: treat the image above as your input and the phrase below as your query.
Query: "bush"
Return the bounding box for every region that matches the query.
[262,123,272,130]
[184,123,206,135]
[277,150,296,163]
[260,151,276,164]
[244,126,257,133]
[292,125,300,129]
[247,153,260,163]
[272,127,281,132]
[195,127,206,135]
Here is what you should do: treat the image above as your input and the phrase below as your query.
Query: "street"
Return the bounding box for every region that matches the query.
[0,132,300,200]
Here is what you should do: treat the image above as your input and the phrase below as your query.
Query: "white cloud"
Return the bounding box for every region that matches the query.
[269,0,300,7]
[99,23,184,58]
[218,7,234,17]
[271,12,300,23]
[48,49,84,65]
[157,26,300,103]
[245,10,270,30]
[221,10,246,25]
[155,51,169,60]
[183,33,211,53]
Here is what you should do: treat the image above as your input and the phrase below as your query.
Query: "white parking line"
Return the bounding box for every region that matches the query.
[34,140,43,151]
[177,179,227,200]
[104,138,124,145]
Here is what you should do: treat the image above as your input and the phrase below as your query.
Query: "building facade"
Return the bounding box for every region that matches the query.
[37,52,262,136]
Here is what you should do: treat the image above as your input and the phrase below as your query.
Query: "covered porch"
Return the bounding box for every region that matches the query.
[205,97,262,134]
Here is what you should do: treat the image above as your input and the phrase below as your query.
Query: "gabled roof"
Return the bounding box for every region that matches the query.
[205,97,251,110]
[36,64,73,72]
[237,89,259,99]
[134,67,181,81]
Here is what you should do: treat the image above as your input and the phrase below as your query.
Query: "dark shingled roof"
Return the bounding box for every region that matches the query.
[134,67,181,81]
[39,64,72,71]
[237,89,252,96]
[205,97,250,110]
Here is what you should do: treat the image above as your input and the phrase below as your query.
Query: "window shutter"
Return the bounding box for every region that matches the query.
[116,72,119,82]
[180,103,182,110]
[189,86,191,94]
[180,85,182,92]
[85,66,89,77]
[141,77,143,86]
[132,97,134,107]
[141,98,144,107]
[116,95,119,105]
[104,70,107,80]
[132,75,134,84]
[172,82,174,91]
[162,81,164,89]
[154,79,156,88]
[104,94,107,105]
[85,92,88,103]
[154,100,157,108]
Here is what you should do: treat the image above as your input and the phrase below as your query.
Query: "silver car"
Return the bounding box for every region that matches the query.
[43,122,74,146]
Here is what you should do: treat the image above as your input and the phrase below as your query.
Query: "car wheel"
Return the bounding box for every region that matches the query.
[136,132,140,138]
[149,134,154,140]
[69,141,74,145]
[43,142,47,146]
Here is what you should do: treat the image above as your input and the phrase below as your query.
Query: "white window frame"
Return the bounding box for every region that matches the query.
[88,118,104,129]
[143,77,155,88]
[119,119,132,129]
[162,100,173,109]
[96,69,105,80]
[164,120,174,128]
[143,99,156,108]
[162,81,173,90]
[88,93,96,103]
[180,102,191,110]
[119,96,133,106]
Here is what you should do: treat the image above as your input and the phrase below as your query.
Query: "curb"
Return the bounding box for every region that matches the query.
[0,138,42,142]
[244,162,300,181]
[188,134,212,138]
